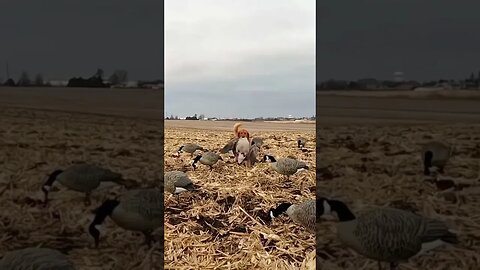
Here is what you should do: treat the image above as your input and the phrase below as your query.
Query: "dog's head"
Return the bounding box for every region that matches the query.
[237,129,250,140]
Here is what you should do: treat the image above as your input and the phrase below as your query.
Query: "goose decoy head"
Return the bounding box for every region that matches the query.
[88,199,120,248]
[42,169,63,206]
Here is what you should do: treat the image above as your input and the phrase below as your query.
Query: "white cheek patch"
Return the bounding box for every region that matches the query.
[43,185,51,191]
[175,187,187,193]
[269,211,275,219]
[94,224,104,233]
[322,200,331,216]
[296,168,306,173]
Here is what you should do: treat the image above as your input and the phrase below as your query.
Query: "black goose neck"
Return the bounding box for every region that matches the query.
[270,203,292,218]
[44,169,63,186]
[329,200,356,222]
[266,155,276,162]
[92,199,119,225]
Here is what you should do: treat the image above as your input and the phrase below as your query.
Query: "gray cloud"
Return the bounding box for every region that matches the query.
[0,0,163,81]
[165,0,315,118]
[317,0,480,82]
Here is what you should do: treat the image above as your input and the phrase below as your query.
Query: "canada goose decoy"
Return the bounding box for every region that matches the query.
[422,141,452,176]
[236,137,250,164]
[89,189,163,248]
[192,152,223,170]
[297,137,307,148]
[262,155,309,180]
[164,171,195,194]
[269,199,315,233]
[41,164,124,206]
[317,198,458,270]
[0,247,75,270]
[177,143,205,157]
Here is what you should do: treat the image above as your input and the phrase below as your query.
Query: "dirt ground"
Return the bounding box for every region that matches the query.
[0,87,163,269]
[317,90,480,125]
[164,122,316,269]
[317,92,480,269]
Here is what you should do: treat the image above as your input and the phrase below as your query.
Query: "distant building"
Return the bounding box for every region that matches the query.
[125,81,139,88]
[47,80,68,87]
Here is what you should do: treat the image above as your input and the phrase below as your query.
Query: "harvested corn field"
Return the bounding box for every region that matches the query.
[317,122,480,270]
[0,104,163,269]
[164,121,316,269]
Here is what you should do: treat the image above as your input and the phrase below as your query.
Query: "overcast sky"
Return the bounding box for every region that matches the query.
[0,0,162,81]
[165,0,315,119]
[317,0,480,82]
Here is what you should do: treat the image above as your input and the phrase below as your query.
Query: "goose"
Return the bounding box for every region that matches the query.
[177,143,205,157]
[262,155,309,180]
[235,137,250,164]
[164,171,195,194]
[297,137,307,148]
[192,152,223,170]
[421,141,452,176]
[0,247,75,270]
[269,199,315,233]
[220,137,264,154]
[246,143,260,167]
[251,137,264,148]
[220,138,238,154]
[88,189,163,248]
[317,198,458,270]
[41,163,124,206]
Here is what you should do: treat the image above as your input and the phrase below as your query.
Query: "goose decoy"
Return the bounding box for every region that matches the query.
[421,141,452,176]
[297,137,307,148]
[317,198,458,270]
[269,199,316,233]
[177,143,205,157]
[192,152,223,170]
[164,171,195,194]
[262,155,309,180]
[41,163,124,206]
[0,247,75,270]
[89,189,163,248]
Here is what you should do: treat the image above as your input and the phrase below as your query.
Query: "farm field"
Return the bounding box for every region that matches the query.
[317,92,480,269]
[164,121,316,269]
[0,87,163,269]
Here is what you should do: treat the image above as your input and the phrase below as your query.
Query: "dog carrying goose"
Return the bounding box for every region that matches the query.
[41,163,124,206]
[262,154,309,180]
[269,199,316,233]
[317,197,459,270]
[88,189,163,248]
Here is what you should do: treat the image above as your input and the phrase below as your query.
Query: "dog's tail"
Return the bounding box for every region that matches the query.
[234,122,243,137]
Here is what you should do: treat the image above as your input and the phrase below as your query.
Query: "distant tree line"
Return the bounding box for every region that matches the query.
[1,67,163,89]
[317,71,480,91]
